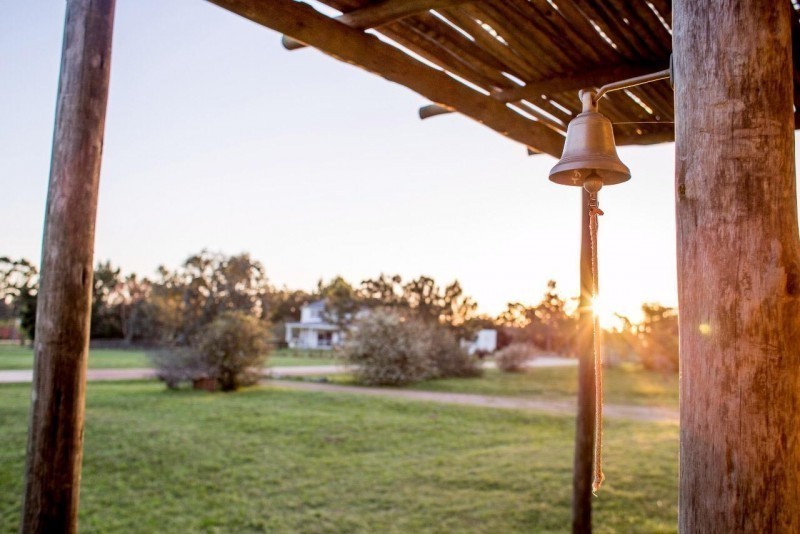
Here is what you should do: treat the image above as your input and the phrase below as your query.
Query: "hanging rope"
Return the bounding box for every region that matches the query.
[588,191,605,494]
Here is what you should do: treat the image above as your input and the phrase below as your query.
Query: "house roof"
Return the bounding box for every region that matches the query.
[305,299,327,310]
[204,0,800,158]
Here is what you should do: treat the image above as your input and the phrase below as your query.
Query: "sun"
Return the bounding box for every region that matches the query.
[591,295,617,329]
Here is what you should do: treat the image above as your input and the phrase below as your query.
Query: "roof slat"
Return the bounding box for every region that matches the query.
[207,0,566,156]
[282,0,470,49]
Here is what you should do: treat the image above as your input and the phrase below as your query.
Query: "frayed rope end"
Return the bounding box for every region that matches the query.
[592,472,605,496]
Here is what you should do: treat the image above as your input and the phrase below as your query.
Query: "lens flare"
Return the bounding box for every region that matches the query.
[590,295,616,329]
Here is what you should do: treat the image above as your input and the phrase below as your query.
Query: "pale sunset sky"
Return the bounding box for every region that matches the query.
[4,2,794,322]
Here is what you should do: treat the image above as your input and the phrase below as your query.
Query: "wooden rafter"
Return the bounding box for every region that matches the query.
[492,61,670,103]
[205,0,566,157]
[282,0,468,50]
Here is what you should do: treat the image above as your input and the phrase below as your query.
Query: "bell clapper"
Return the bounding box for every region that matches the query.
[583,172,605,216]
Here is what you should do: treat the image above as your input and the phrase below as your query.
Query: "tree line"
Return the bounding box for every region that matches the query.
[0,252,678,371]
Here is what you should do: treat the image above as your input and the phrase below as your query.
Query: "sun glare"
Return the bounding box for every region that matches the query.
[591,295,617,329]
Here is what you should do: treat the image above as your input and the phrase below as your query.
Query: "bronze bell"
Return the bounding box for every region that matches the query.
[549,90,631,188]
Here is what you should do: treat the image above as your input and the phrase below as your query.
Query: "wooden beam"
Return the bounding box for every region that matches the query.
[206,0,566,157]
[615,129,674,146]
[282,0,468,50]
[21,0,115,532]
[492,62,669,103]
[674,0,800,531]
[418,103,453,119]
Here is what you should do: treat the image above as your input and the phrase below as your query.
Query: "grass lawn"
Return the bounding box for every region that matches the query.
[408,364,679,408]
[0,382,677,533]
[313,364,679,409]
[0,345,336,370]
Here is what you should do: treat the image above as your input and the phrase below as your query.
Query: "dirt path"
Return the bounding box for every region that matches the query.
[265,380,679,424]
[0,357,577,384]
[0,366,338,384]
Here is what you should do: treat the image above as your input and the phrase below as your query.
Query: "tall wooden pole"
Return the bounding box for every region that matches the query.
[674,1,800,531]
[21,1,115,532]
[572,189,595,533]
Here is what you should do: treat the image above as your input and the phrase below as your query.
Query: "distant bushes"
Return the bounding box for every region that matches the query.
[151,311,269,391]
[427,328,483,379]
[494,343,537,373]
[343,308,482,386]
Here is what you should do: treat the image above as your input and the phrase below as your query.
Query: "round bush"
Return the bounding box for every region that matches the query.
[428,328,483,379]
[150,311,269,391]
[195,311,270,391]
[343,308,435,386]
[494,343,536,373]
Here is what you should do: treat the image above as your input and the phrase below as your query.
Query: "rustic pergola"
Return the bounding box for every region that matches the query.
[24,0,800,532]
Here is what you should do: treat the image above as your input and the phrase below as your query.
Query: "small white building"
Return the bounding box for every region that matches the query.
[462,329,498,355]
[284,300,342,350]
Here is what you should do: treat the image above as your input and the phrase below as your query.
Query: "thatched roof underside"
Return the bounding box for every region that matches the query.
[208,0,800,158]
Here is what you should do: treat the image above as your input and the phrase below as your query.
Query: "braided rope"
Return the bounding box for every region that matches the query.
[589,194,605,494]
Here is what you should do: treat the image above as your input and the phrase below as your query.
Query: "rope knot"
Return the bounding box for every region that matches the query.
[589,207,604,217]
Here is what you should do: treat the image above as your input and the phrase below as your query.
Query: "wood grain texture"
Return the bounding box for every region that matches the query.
[281,0,468,49]
[21,1,115,532]
[572,189,596,533]
[205,0,566,156]
[674,1,800,531]
[491,62,669,103]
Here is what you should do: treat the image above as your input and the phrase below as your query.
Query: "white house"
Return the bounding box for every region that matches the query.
[284,300,342,350]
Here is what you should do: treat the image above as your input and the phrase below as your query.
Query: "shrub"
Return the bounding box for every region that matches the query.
[150,311,270,391]
[343,308,435,386]
[343,308,483,385]
[495,343,536,373]
[149,346,208,389]
[195,311,270,391]
[428,328,483,378]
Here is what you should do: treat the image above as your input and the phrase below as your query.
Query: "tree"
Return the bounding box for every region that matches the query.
[497,281,577,355]
[317,276,361,330]
[359,273,403,308]
[266,288,311,324]
[90,261,123,338]
[0,257,39,342]
[150,251,270,343]
[117,274,154,343]
[400,275,477,330]
[636,304,678,373]
[530,280,573,353]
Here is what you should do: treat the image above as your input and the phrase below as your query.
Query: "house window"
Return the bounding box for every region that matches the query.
[318,331,333,347]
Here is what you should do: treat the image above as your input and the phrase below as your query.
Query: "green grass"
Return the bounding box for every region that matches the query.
[0,345,336,370]
[407,364,679,408]
[303,364,679,409]
[0,345,150,370]
[0,381,677,533]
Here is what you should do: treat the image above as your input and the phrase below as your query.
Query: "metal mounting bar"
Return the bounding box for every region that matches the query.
[592,68,671,104]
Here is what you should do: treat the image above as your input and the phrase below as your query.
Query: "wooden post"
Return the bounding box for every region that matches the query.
[21,1,115,532]
[674,1,800,531]
[572,189,595,533]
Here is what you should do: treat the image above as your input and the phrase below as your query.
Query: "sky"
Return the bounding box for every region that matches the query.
[0,1,749,323]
